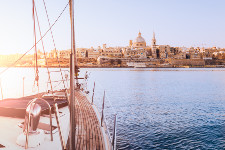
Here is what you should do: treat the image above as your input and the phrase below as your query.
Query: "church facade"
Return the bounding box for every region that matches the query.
[123,31,149,58]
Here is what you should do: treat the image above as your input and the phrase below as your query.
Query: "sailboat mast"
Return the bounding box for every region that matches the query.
[69,0,79,84]
[69,0,76,149]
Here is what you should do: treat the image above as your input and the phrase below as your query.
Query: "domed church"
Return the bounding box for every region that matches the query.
[124,31,148,58]
[129,31,146,48]
[124,31,170,59]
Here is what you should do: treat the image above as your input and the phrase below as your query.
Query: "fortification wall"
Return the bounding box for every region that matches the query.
[171,59,205,66]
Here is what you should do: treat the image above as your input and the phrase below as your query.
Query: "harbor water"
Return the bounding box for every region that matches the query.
[1,68,225,149]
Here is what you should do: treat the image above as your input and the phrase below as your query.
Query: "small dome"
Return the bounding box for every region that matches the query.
[134,32,146,43]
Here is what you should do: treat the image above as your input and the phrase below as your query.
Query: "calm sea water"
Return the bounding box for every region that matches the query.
[1,67,225,149]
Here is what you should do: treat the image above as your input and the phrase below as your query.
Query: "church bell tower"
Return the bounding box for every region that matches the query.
[151,32,157,58]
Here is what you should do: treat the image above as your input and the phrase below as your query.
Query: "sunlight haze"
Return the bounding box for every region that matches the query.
[0,0,225,54]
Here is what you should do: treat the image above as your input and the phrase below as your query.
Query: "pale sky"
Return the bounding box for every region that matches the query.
[0,0,225,54]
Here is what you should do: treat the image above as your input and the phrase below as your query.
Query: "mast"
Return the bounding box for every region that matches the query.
[69,0,76,149]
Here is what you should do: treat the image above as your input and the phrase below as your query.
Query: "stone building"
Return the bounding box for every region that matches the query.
[76,47,100,59]
[87,49,99,59]
[77,48,88,58]
[58,49,70,59]
[202,48,214,60]
[47,49,58,58]
[99,44,122,58]
[151,32,170,59]
[185,47,201,59]
[123,48,147,58]
[173,52,186,59]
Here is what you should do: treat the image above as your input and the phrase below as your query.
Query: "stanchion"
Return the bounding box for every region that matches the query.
[101,91,105,127]
[91,82,95,104]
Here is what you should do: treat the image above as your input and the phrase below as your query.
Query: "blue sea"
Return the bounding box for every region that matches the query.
[85,68,225,149]
[1,67,225,149]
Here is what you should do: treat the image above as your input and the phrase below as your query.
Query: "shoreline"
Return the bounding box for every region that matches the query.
[1,65,225,69]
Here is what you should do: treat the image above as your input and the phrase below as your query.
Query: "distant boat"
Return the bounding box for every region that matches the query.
[134,63,146,68]
[182,66,190,68]
[127,62,146,68]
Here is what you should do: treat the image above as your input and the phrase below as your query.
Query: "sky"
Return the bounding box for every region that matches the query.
[0,0,225,54]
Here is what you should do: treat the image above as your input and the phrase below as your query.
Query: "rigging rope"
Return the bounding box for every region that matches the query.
[34,1,54,94]
[0,1,69,77]
[32,0,39,93]
[42,0,67,90]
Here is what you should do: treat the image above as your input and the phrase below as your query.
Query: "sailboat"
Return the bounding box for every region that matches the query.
[0,0,116,150]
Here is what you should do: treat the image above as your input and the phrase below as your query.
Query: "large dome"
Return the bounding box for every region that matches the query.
[134,32,146,43]
[134,36,146,43]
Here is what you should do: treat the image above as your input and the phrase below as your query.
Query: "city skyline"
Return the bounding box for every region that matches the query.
[0,0,225,54]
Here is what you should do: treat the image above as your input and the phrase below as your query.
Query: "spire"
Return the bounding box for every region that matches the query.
[152,31,156,46]
[138,30,141,37]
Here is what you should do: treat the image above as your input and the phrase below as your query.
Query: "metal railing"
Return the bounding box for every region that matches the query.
[85,80,117,150]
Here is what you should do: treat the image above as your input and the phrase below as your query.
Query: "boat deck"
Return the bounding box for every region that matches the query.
[0,91,107,150]
[75,91,106,150]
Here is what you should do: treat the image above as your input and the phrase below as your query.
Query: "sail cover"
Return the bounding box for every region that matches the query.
[0,96,68,118]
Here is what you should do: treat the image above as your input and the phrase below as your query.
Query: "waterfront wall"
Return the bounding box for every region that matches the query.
[171,59,205,66]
